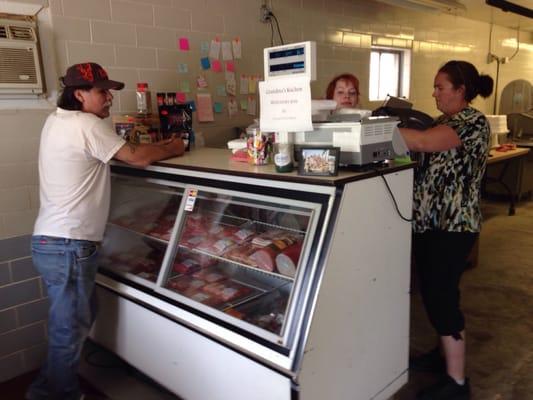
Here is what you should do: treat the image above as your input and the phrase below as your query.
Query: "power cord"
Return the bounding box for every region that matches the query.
[270,13,284,45]
[263,8,284,46]
[373,168,413,222]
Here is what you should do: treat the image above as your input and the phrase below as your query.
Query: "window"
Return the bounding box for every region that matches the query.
[369,46,411,101]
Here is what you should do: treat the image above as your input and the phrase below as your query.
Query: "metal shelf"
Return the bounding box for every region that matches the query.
[107,221,171,245]
[177,244,295,282]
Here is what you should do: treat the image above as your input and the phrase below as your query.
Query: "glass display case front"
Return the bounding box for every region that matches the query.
[156,186,319,342]
[100,177,321,344]
[99,177,184,288]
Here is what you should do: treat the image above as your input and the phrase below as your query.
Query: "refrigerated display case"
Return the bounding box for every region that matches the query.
[91,148,415,400]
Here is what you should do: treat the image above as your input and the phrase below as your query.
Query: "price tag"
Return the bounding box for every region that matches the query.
[184,189,198,211]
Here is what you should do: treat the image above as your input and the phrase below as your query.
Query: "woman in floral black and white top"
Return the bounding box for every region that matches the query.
[400,60,493,400]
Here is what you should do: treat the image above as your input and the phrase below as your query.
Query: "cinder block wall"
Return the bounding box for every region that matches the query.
[0,236,48,382]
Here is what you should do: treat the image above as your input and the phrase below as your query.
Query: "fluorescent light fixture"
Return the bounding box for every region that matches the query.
[376,0,466,13]
[502,38,533,51]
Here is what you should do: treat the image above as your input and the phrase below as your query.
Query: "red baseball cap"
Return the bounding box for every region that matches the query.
[61,62,124,90]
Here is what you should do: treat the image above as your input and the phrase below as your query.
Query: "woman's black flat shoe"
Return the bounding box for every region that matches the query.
[409,347,446,373]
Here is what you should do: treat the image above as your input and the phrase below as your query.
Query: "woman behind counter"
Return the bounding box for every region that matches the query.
[400,60,493,400]
[325,73,360,109]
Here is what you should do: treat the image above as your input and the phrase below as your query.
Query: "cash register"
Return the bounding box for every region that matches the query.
[260,42,411,166]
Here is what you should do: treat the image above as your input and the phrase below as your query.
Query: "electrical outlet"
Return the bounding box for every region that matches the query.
[260,4,272,23]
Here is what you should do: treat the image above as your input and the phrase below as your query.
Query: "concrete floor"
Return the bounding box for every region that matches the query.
[395,199,533,400]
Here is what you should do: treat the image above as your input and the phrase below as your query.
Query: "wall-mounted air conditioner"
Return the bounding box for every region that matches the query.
[0,17,45,97]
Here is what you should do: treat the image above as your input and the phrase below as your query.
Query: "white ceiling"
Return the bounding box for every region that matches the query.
[461,0,533,31]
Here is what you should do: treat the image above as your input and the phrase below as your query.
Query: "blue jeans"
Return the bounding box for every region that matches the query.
[26,235,100,400]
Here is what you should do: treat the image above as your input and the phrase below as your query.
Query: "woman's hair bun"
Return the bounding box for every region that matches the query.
[478,74,494,98]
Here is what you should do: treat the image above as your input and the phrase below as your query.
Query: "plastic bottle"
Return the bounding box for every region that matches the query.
[136,83,152,115]
[274,132,294,173]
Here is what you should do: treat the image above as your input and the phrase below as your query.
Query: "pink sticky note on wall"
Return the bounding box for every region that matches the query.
[176,92,187,103]
[211,60,222,72]
[179,37,190,51]
[225,60,235,72]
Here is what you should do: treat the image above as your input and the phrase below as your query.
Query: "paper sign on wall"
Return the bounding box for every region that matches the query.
[249,75,258,94]
[222,41,233,60]
[228,98,238,117]
[200,41,210,55]
[214,102,223,113]
[216,85,226,96]
[259,76,313,132]
[240,75,249,94]
[225,60,235,72]
[209,37,221,59]
[232,38,241,59]
[247,96,256,116]
[240,98,247,110]
[197,75,208,88]
[225,71,235,82]
[197,93,214,122]
[177,63,188,73]
[180,80,191,93]
[211,59,222,72]
[178,37,190,51]
[201,57,211,70]
[225,79,236,96]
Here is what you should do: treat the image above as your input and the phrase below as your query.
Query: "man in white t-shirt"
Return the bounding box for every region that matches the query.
[27,62,184,400]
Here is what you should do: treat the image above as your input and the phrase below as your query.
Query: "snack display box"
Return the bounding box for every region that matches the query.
[92,148,415,400]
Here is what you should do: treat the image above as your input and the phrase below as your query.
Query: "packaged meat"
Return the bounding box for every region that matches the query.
[189,291,221,306]
[225,243,259,266]
[209,224,239,238]
[203,281,252,302]
[173,258,201,275]
[250,246,277,272]
[232,228,255,243]
[183,214,211,236]
[225,308,245,319]
[252,229,300,252]
[192,268,227,283]
[175,248,216,268]
[198,238,236,256]
[168,276,206,293]
[150,224,173,241]
[275,242,302,278]
[136,271,157,281]
[180,235,208,249]
[132,258,158,273]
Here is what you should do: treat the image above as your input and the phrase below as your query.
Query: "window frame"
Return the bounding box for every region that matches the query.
[369,45,411,102]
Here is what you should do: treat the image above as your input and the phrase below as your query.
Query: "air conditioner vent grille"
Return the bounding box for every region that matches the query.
[9,25,34,41]
[0,25,7,39]
[0,47,37,84]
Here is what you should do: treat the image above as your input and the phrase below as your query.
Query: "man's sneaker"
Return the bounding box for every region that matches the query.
[409,346,447,374]
[416,375,470,400]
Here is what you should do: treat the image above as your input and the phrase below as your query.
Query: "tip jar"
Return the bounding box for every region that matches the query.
[246,127,273,165]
